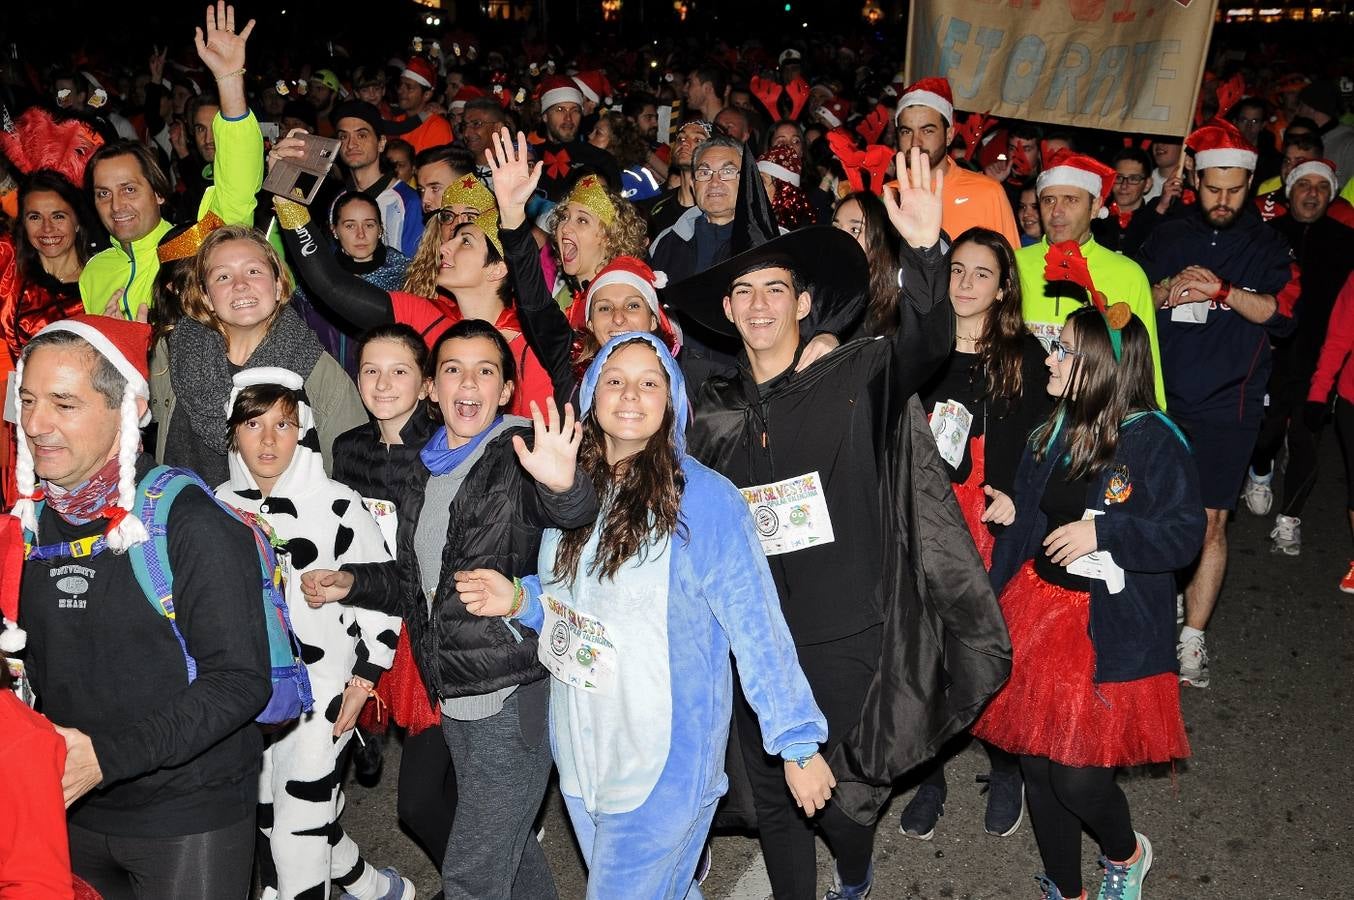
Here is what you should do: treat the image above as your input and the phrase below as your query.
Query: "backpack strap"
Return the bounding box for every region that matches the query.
[127,466,206,684]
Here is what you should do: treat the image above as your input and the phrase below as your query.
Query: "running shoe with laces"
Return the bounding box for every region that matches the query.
[1270,514,1301,555]
[897,783,944,840]
[1035,873,1079,899]
[823,863,872,899]
[1177,631,1209,688]
[977,770,1024,836]
[339,866,414,900]
[1096,832,1152,900]
[1240,470,1273,515]
[1341,562,1354,594]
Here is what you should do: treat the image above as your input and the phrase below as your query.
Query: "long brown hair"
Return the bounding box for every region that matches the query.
[182,225,294,343]
[835,192,901,337]
[554,340,686,583]
[950,227,1029,407]
[1031,307,1158,479]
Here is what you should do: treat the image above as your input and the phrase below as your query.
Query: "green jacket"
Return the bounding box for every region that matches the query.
[81,110,264,320]
[1015,235,1167,409]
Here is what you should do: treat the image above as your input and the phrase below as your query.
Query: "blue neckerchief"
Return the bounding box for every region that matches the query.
[419,418,504,476]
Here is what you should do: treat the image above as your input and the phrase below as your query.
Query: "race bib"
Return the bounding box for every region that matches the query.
[538,593,618,695]
[362,497,399,550]
[740,471,836,556]
[930,399,974,470]
[1065,510,1126,594]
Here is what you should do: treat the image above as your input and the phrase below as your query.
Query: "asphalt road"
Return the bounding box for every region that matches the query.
[340,440,1354,900]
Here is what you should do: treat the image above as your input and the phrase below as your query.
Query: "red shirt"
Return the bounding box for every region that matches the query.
[388,292,556,417]
[0,691,74,899]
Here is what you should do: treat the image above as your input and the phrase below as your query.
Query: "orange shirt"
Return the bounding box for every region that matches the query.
[941,161,1021,248]
[400,114,454,155]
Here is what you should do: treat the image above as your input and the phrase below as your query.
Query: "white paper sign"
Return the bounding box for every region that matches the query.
[930,399,974,470]
[1170,300,1210,324]
[538,593,618,695]
[362,497,399,551]
[1065,509,1126,594]
[740,471,836,556]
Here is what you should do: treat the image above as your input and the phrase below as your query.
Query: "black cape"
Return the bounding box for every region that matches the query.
[690,243,1012,825]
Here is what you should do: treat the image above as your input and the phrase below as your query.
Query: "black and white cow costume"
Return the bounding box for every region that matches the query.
[215,367,410,900]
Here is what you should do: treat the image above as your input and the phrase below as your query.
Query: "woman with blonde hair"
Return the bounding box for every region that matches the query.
[154,225,365,484]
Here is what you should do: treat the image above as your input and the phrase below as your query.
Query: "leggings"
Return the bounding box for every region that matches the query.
[734,626,881,900]
[914,735,1020,793]
[1334,397,1354,510]
[1019,756,1135,898]
[1251,383,1323,517]
[397,725,458,866]
[69,814,256,900]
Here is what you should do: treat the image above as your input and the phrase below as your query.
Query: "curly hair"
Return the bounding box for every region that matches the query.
[600,112,653,170]
[182,225,294,346]
[545,183,650,281]
[402,219,442,298]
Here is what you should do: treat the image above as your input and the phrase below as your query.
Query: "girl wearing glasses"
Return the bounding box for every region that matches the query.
[898,226,1050,843]
[971,304,1204,900]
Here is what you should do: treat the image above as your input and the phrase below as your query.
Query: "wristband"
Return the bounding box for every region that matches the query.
[216,67,247,82]
[1215,280,1232,304]
[506,577,526,618]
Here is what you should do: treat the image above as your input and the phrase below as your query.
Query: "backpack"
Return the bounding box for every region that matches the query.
[25,466,313,725]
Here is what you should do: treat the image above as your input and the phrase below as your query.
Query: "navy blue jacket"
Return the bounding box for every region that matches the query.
[1139,206,1298,427]
[990,413,1206,683]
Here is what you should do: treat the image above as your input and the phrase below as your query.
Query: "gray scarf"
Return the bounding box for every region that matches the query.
[165,305,324,484]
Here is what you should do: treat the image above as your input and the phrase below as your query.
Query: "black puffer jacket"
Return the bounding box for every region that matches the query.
[331,412,439,503]
[344,426,598,700]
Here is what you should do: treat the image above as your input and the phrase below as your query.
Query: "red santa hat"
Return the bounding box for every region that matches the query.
[450,84,487,111]
[10,316,153,577]
[1187,119,1258,172]
[572,70,613,106]
[1285,158,1338,196]
[537,75,585,111]
[401,57,437,90]
[896,77,954,123]
[1037,148,1117,217]
[569,256,674,339]
[815,96,852,129]
[757,143,803,188]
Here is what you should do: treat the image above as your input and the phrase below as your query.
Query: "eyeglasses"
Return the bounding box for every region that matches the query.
[1114,174,1147,185]
[1050,339,1082,362]
[436,208,479,224]
[694,164,741,182]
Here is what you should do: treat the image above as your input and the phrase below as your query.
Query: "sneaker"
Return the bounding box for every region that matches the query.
[1096,832,1153,900]
[695,842,712,884]
[1035,874,1077,899]
[1240,470,1273,515]
[1340,562,1354,594]
[977,771,1024,836]
[1270,514,1301,555]
[898,783,945,840]
[1177,631,1210,688]
[823,863,872,899]
[340,866,414,900]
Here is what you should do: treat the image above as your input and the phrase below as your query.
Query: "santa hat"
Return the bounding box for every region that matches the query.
[815,96,851,130]
[568,256,675,337]
[757,144,802,188]
[1187,120,1257,172]
[10,316,153,566]
[537,75,584,111]
[896,77,954,124]
[401,57,437,91]
[572,70,613,106]
[1286,158,1339,196]
[1037,148,1117,217]
[449,84,486,111]
[758,144,815,230]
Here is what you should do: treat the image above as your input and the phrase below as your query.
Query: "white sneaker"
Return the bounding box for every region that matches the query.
[1240,471,1274,515]
[1177,632,1209,687]
[1270,514,1301,556]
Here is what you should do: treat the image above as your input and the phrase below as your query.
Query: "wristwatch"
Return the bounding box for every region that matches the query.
[794,754,817,769]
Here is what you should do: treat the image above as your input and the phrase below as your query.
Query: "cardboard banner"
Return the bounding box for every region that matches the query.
[906,0,1220,137]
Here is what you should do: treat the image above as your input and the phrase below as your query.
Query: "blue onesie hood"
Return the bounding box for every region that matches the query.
[578,332,689,457]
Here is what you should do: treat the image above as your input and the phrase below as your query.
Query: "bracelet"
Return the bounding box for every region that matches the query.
[507,577,526,618]
[347,675,375,692]
[215,67,246,82]
[1215,279,1232,305]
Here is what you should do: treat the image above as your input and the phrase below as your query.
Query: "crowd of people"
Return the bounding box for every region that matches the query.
[2,5,1353,900]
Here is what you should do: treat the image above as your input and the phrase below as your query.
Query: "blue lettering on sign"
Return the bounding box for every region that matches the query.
[939,17,972,78]
[1044,42,1092,114]
[956,26,1008,101]
[1081,44,1130,116]
[1002,34,1047,104]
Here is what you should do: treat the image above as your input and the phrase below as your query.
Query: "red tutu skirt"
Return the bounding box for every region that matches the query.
[357,626,441,735]
[952,435,994,568]
[971,562,1190,767]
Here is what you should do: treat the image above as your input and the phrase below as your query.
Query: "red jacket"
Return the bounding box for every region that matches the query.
[0,690,74,899]
[1310,271,1354,406]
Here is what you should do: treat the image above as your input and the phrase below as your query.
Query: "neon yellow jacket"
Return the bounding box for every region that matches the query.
[1015,236,1167,409]
[80,110,264,320]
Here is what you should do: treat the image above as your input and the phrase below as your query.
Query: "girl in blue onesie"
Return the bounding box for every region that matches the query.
[455,332,832,899]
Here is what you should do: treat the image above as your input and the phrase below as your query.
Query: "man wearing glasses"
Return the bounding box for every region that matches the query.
[650,135,744,284]
[1092,147,1173,259]
[647,120,713,237]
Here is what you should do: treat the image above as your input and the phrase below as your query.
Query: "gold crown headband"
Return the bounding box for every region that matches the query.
[156,212,226,264]
[563,175,616,226]
[442,174,496,215]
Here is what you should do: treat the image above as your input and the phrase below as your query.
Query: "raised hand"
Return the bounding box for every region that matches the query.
[148,46,168,84]
[883,146,944,250]
[194,1,254,80]
[487,127,544,229]
[512,399,582,494]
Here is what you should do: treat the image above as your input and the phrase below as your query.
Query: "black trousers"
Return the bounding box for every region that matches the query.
[1020,756,1135,898]
[1251,379,1324,517]
[733,625,881,900]
[69,813,256,900]
[397,724,458,866]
